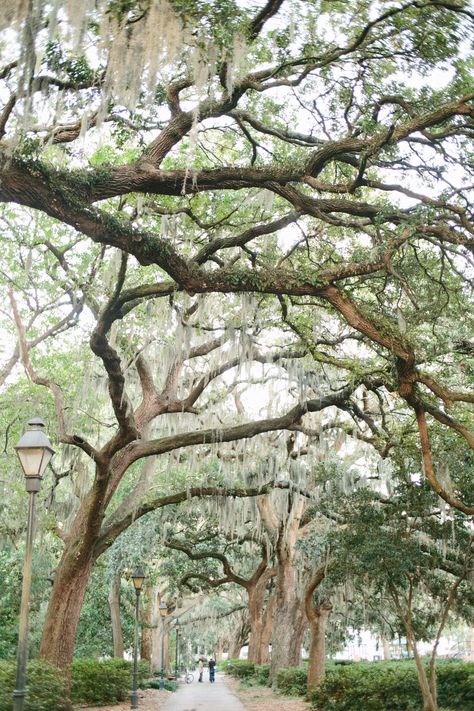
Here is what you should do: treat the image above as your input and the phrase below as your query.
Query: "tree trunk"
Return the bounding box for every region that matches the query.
[270,597,305,674]
[39,539,95,669]
[269,511,306,678]
[39,481,108,671]
[141,586,159,664]
[270,555,306,677]
[260,593,275,664]
[230,638,243,660]
[215,637,224,662]
[382,638,391,660]
[229,618,248,660]
[150,608,166,672]
[307,604,331,690]
[247,580,271,664]
[413,646,438,711]
[108,572,124,658]
[412,638,438,711]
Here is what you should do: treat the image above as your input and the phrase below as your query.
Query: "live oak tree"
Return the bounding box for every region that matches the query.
[163,518,277,665]
[1,0,474,677]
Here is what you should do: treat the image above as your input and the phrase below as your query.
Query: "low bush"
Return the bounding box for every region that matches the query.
[147,679,177,691]
[71,659,130,705]
[309,661,474,711]
[253,663,271,685]
[437,662,474,710]
[0,657,153,709]
[309,663,421,711]
[71,658,150,705]
[220,659,271,686]
[0,660,68,711]
[275,666,307,696]
[220,660,257,679]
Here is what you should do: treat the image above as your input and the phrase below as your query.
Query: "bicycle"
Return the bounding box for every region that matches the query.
[180,668,193,684]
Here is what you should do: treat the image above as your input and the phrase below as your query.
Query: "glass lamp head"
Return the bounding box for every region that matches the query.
[15,418,55,478]
[132,567,146,591]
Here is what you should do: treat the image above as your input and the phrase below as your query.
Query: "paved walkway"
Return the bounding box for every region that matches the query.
[160,673,246,711]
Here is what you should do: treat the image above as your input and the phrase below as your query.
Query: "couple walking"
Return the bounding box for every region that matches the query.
[198,656,216,683]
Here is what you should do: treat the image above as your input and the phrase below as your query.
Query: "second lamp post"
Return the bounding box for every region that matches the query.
[159,600,167,689]
[130,568,146,709]
[174,618,180,678]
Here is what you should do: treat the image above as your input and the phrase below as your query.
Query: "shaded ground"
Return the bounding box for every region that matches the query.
[226,677,309,711]
[76,674,309,711]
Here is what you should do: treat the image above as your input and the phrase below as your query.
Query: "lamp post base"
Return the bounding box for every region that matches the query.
[130,690,138,709]
[13,688,26,711]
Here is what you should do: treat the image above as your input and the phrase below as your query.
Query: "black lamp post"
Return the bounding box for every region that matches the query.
[130,567,146,709]
[159,601,167,689]
[174,618,180,678]
[13,418,55,711]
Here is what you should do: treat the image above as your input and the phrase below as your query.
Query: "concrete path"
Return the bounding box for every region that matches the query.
[160,673,246,711]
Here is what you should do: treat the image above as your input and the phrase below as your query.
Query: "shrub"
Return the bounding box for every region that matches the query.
[309,663,421,711]
[71,658,149,705]
[218,659,270,687]
[253,663,271,686]
[437,662,474,710]
[0,660,68,711]
[221,660,257,679]
[275,666,307,696]
[147,679,177,691]
[309,661,474,711]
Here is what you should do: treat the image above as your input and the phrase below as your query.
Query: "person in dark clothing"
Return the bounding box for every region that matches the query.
[208,657,216,683]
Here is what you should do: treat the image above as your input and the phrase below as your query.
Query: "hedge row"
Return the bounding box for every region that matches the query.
[275,666,308,695]
[219,659,271,685]
[309,661,474,711]
[0,661,68,711]
[0,658,151,710]
[221,659,474,710]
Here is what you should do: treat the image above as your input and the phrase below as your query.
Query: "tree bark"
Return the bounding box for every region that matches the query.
[412,639,438,711]
[270,592,305,674]
[260,593,275,664]
[257,493,307,677]
[229,617,249,659]
[269,548,306,675]
[307,604,331,690]
[247,573,275,664]
[141,585,159,664]
[230,638,243,659]
[39,484,107,669]
[215,637,224,662]
[39,549,94,669]
[108,572,124,658]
